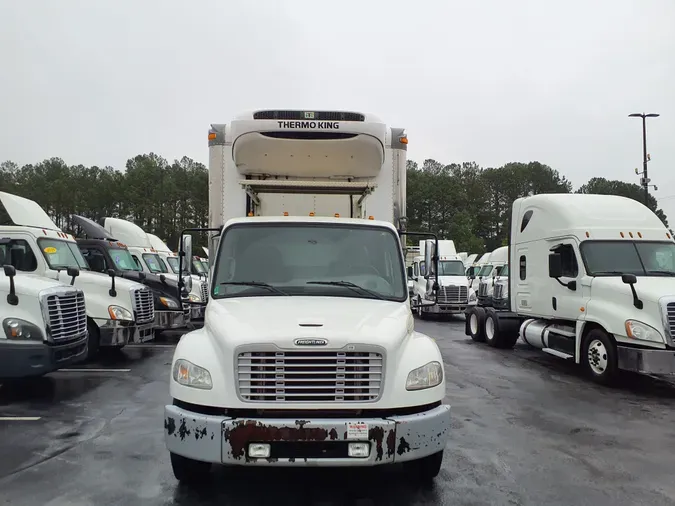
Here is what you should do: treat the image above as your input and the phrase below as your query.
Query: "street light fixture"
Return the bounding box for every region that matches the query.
[629,112,660,205]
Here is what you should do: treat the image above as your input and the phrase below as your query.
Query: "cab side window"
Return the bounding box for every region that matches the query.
[81,247,109,273]
[554,244,579,277]
[419,261,426,277]
[131,255,143,270]
[0,238,38,272]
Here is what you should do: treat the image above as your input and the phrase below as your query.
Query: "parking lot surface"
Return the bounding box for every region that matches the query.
[1,319,674,506]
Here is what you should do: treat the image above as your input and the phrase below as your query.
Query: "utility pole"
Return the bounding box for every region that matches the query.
[629,112,660,206]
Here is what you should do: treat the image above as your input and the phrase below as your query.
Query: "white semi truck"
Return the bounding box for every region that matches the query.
[164,109,450,484]
[465,193,675,385]
[476,245,508,306]
[0,264,89,378]
[0,192,154,357]
[409,239,475,317]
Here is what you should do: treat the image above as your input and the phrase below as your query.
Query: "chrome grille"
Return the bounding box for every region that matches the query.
[494,283,505,300]
[132,287,155,324]
[438,285,468,303]
[181,295,190,317]
[478,282,488,297]
[45,290,87,342]
[666,302,675,338]
[237,349,384,403]
[200,280,209,302]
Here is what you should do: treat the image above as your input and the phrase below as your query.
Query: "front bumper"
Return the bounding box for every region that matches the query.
[0,334,88,379]
[155,310,187,330]
[423,300,469,314]
[96,319,155,347]
[165,403,451,467]
[617,345,675,375]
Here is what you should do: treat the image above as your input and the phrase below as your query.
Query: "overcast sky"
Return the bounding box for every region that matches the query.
[1,0,674,220]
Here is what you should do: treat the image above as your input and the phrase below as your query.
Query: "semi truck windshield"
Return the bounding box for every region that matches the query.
[580,240,675,276]
[437,260,466,276]
[212,223,407,301]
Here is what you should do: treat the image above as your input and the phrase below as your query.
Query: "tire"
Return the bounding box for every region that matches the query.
[86,319,100,360]
[581,328,619,386]
[484,311,520,349]
[484,310,499,347]
[170,452,212,484]
[404,450,443,483]
[466,307,486,342]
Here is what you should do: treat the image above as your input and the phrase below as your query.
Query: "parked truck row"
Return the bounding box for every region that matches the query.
[0,191,209,379]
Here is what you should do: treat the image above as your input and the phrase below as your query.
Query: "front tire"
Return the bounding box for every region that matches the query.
[170,452,212,484]
[581,328,619,386]
[404,450,443,483]
[86,319,100,360]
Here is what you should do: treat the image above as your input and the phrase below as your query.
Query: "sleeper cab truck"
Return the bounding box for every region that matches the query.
[465,193,675,385]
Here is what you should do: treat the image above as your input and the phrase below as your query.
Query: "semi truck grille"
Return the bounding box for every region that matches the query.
[237,349,384,403]
[438,285,468,303]
[253,110,365,122]
[478,283,488,297]
[181,296,190,317]
[132,287,155,324]
[493,283,505,299]
[666,302,675,340]
[45,290,87,342]
[200,281,209,302]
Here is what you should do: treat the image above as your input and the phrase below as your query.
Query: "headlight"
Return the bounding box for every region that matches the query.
[625,320,664,343]
[188,293,201,303]
[108,305,133,321]
[2,318,44,341]
[159,296,179,309]
[406,361,443,391]
[469,291,477,302]
[172,359,213,389]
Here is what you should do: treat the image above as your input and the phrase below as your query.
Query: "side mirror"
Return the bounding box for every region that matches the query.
[3,264,18,306]
[183,275,193,293]
[424,239,436,279]
[622,273,637,285]
[160,274,166,283]
[548,253,563,278]
[180,234,193,276]
[66,266,80,286]
[107,268,117,297]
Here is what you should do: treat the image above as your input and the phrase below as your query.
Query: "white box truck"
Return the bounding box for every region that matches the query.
[465,193,675,385]
[164,109,450,484]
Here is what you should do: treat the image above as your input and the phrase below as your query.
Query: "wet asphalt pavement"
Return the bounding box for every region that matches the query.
[1,319,675,506]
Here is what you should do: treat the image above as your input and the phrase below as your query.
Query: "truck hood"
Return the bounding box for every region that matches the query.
[438,275,469,287]
[1,273,68,296]
[205,296,413,347]
[591,276,675,304]
[118,270,180,295]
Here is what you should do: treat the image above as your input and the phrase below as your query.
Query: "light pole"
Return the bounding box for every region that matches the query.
[629,112,660,205]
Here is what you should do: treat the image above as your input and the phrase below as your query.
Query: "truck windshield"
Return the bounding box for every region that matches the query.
[166,257,179,273]
[107,247,142,271]
[478,264,493,277]
[499,265,509,277]
[38,238,90,271]
[143,253,167,273]
[580,240,675,276]
[192,259,206,274]
[213,223,407,302]
[438,260,466,276]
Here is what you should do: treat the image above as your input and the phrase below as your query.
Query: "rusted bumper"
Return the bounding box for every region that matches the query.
[164,403,451,466]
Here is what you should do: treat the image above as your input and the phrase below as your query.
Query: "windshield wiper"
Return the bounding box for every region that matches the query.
[646,270,675,276]
[219,281,289,296]
[592,271,627,276]
[306,280,386,300]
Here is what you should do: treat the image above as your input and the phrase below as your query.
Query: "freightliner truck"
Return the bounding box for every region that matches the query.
[465,193,675,385]
[164,110,451,484]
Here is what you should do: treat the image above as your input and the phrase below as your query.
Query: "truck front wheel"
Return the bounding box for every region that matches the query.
[581,328,619,386]
[170,452,212,483]
[404,450,443,483]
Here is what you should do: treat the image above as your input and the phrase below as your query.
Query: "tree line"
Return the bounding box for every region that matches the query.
[0,155,669,253]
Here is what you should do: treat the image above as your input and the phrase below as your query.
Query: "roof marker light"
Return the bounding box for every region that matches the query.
[668,233,672,239]
[637,232,642,238]
[283,212,289,216]
[248,212,254,217]
[585,231,590,238]
[620,232,625,238]
[309,212,315,216]
[399,135,408,145]
[629,232,634,238]
[208,132,216,140]
[334,213,340,218]
[368,216,374,220]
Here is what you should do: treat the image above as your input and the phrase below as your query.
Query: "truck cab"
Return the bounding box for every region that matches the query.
[0,264,88,378]
[0,192,154,357]
[467,252,489,290]
[71,215,188,335]
[476,246,508,305]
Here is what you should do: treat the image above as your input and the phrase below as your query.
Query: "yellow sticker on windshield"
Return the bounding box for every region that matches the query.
[43,247,57,254]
